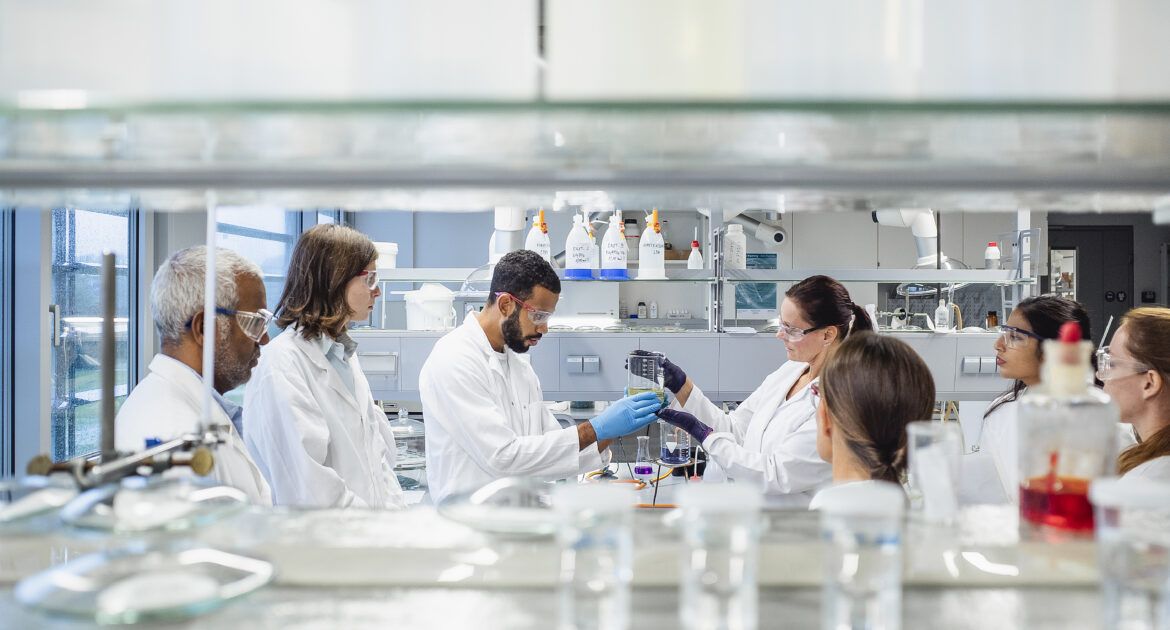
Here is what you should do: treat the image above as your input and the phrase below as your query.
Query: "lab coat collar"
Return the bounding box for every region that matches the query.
[286,328,362,412]
[146,354,235,432]
[464,311,511,377]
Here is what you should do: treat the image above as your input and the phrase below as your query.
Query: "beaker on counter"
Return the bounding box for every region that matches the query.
[626,351,666,404]
[659,420,691,465]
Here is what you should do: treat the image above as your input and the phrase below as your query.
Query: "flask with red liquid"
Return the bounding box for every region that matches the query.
[1017,322,1119,539]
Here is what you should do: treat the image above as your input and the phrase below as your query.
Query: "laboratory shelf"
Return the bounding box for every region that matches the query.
[723,268,1028,284]
[3,101,1170,211]
[377,268,716,283]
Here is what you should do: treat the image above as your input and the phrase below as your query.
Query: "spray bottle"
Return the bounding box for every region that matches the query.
[565,213,595,280]
[600,211,629,280]
[637,208,666,280]
[524,208,552,264]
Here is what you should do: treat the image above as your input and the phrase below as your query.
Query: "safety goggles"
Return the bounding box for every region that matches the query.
[998,325,1044,350]
[776,322,822,341]
[355,269,379,289]
[186,307,274,343]
[495,292,554,326]
[1095,346,1152,381]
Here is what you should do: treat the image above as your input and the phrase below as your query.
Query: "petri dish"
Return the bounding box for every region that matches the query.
[0,475,79,535]
[15,543,274,624]
[437,477,558,537]
[61,476,249,535]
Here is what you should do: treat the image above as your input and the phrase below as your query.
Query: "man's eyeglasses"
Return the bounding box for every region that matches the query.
[776,322,823,341]
[495,292,554,326]
[356,270,379,290]
[998,325,1044,349]
[1096,346,1152,381]
[187,307,274,343]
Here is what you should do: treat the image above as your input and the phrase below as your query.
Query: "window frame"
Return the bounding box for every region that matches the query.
[1,208,13,477]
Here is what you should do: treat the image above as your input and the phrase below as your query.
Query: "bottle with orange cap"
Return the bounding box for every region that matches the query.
[637,208,666,280]
[524,208,552,264]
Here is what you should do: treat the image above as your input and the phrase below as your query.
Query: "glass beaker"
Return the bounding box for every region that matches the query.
[659,420,691,465]
[818,482,905,630]
[553,484,634,630]
[1089,478,1170,630]
[626,351,666,404]
[907,421,963,524]
[678,484,761,630]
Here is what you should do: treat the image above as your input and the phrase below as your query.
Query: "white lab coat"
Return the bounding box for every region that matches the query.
[243,328,405,509]
[420,313,607,504]
[673,360,831,508]
[1121,455,1170,482]
[115,354,272,506]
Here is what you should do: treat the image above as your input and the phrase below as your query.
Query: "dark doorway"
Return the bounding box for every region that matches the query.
[1047,226,1134,345]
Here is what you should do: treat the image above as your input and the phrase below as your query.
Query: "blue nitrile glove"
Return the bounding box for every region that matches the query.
[590,392,663,441]
[625,350,688,394]
[657,409,713,444]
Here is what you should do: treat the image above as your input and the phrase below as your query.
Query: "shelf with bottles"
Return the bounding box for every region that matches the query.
[721,268,1032,285]
[377,267,716,285]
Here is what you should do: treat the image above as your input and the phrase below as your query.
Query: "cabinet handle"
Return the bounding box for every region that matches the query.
[48,304,61,347]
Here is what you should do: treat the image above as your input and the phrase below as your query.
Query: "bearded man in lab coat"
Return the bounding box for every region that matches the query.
[421,250,662,504]
[115,246,273,505]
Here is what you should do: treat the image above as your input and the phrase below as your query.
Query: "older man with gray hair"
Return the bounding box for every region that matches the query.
[115,246,273,505]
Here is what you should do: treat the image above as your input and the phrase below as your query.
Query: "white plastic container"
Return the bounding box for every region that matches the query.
[984,241,1002,270]
[637,209,666,280]
[725,223,747,270]
[624,218,640,262]
[649,301,658,318]
[524,209,552,264]
[600,214,629,280]
[403,283,456,331]
[687,239,704,269]
[374,242,398,270]
[564,214,595,280]
[933,299,951,331]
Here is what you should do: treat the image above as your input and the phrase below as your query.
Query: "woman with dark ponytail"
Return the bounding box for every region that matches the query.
[651,275,874,507]
[808,332,935,509]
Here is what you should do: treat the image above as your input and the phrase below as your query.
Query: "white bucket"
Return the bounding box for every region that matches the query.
[404,283,456,331]
[375,242,398,270]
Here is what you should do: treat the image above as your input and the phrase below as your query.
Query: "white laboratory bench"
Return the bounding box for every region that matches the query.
[0,501,1105,628]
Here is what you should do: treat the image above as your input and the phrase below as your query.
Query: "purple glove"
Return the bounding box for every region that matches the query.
[657,409,713,444]
[627,350,688,394]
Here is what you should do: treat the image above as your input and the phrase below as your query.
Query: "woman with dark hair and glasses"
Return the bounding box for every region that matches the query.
[965,295,1135,503]
[244,224,405,509]
[654,275,873,507]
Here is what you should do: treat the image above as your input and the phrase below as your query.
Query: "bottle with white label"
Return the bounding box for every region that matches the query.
[636,302,647,318]
[524,208,552,264]
[984,241,1001,270]
[600,214,629,280]
[725,223,747,270]
[934,299,950,331]
[649,301,658,318]
[565,214,595,280]
[638,209,666,279]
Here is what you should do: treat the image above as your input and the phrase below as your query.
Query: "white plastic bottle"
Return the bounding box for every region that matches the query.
[984,241,1001,270]
[565,214,595,280]
[649,301,658,319]
[934,299,950,331]
[725,223,747,270]
[524,208,552,264]
[624,218,640,262]
[637,209,666,279]
[687,228,704,270]
[600,214,629,280]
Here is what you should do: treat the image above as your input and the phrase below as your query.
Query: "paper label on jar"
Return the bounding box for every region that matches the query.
[602,241,627,267]
[640,242,664,257]
[569,243,593,267]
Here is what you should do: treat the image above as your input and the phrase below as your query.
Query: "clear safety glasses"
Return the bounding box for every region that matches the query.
[495,292,554,326]
[1096,346,1152,381]
[998,325,1044,349]
[216,307,274,343]
[776,322,822,341]
[355,269,379,289]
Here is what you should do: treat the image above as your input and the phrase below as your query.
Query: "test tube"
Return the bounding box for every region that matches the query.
[554,484,634,630]
[906,421,963,525]
[1089,478,1170,630]
[678,484,762,630]
[818,482,905,630]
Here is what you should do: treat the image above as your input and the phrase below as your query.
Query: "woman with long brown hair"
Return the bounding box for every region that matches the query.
[244,224,405,509]
[808,333,936,508]
[1103,307,1170,481]
[654,275,874,507]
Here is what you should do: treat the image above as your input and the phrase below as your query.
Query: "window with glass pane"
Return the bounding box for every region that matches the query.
[216,207,302,314]
[51,208,131,461]
[1,209,11,475]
